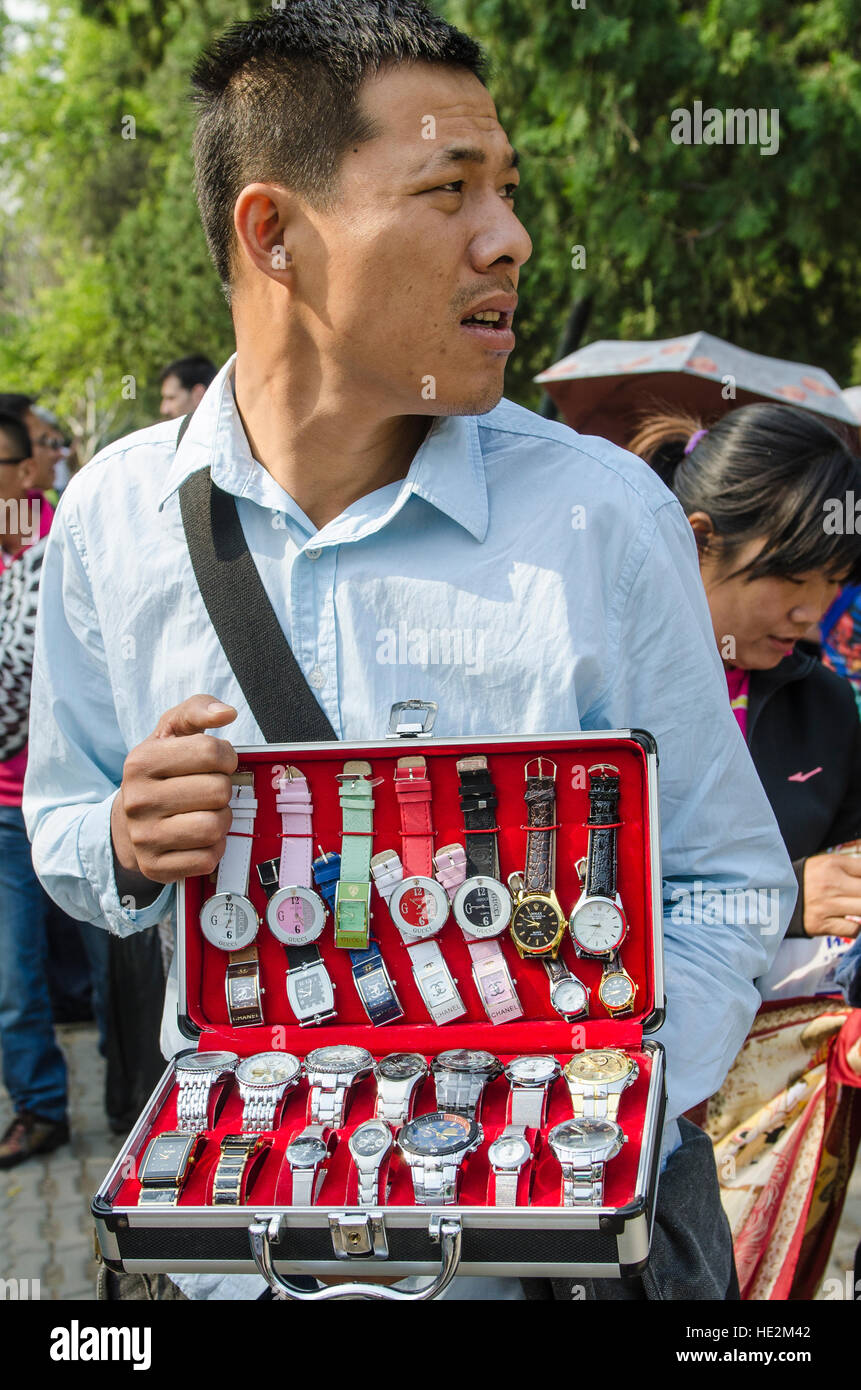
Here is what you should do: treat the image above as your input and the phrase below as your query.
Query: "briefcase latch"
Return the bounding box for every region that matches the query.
[387,699,438,738]
[328,1211,389,1260]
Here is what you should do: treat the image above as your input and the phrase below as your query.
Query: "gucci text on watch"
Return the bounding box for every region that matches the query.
[199,770,264,1026]
[137,1130,204,1206]
[397,1110,483,1206]
[235,1050,302,1131]
[548,1118,626,1207]
[257,835,336,1030]
[211,1134,269,1205]
[431,1049,501,1117]
[348,1119,394,1206]
[563,1049,639,1121]
[488,1125,534,1207]
[174,1050,238,1132]
[509,758,567,960]
[333,761,376,950]
[304,1045,375,1128]
[568,764,629,959]
[504,1053,560,1128]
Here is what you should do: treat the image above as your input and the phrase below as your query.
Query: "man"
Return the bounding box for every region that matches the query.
[0,394,65,499]
[24,1,795,1298]
[0,412,70,1165]
[158,355,217,419]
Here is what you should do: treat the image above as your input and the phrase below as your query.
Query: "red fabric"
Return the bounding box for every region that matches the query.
[725,666,750,739]
[831,1008,861,1088]
[0,490,54,806]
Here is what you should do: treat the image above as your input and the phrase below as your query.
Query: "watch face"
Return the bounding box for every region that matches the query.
[488,1134,531,1168]
[177,1051,237,1076]
[600,973,635,1008]
[236,1052,301,1087]
[569,897,626,953]
[552,977,588,1017]
[565,1050,632,1085]
[349,1123,392,1159]
[228,978,258,1006]
[291,970,330,1012]
[435,1049,498,1075]
[424,971,456,1004]
[266,886,327,945]
[359,968,390,1004]
[305,1045,374,1075]
[453,878,511,937]
[389,876,450,939]
[549,1117,622,1158]
[140,1132,193,1181]
[506,1055,559,1085]
[376,1053,427,1081]
[510,897,564,953]
[399,1110,479,1157]
[199,893,259,951]
[286,1136,328,1168]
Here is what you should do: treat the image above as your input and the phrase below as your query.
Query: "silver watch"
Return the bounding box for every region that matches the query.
[504,1054,561,1128]
[563,1049,638,1121]
[431,1049,501,1116]
[543,957,590,1021]
[304,1045,375,1127]
[488,1125,533,1206]
[373,1052,428,1127]
[235,1051,302,1132]
[174,1051,239,1132]
[284,1124,332,1205]
[547,1117,625,1206]
[397,1110,483,1205]
[348,1119,394,1205]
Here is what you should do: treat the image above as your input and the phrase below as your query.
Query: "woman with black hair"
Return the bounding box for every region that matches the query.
[631,402,861,1300]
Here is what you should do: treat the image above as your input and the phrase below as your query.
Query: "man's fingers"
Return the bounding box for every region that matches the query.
[127,733,238,782]
[152,694,238,741]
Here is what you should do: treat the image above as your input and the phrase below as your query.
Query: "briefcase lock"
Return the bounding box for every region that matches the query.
[328,1211,389,1260]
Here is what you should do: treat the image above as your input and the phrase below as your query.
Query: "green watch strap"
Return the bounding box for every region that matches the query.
[335,762,375,948]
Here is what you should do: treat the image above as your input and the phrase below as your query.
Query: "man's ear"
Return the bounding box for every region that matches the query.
[687,510,715,559]
[18,457,39,491]
[234,183,295,287]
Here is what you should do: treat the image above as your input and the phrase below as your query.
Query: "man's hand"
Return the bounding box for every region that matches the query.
[803,847,861,938]
[110,695,239,896]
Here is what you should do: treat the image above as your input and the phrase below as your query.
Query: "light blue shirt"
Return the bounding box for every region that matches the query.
[23,355,795,1294]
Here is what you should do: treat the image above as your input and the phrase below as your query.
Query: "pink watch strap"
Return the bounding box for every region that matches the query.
[434,844,467,902]
[276,771,313,933]
[394,761,434,877]
[468,939,523,1024]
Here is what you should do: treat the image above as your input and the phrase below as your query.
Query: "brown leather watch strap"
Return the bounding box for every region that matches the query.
[523,777,556,894]
[226,944,263,1026]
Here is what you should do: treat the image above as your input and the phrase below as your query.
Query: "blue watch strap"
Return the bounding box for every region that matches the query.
[312,851,341,911]
[349,938,403,1026]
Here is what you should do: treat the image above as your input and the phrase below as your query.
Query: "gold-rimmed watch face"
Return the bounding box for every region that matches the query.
[598,972,636,1012]
[565,1050,632,1085]
[510,894,565,955]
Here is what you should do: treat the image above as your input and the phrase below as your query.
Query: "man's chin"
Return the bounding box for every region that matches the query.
[427,377,507,418]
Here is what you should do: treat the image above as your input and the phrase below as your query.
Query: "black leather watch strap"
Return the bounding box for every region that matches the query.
[285,941,323,971]
[585,769,620,900]
[457,758,499,877]
[524,777,556,894]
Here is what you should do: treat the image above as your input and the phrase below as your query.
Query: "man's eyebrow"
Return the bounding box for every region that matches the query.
[409,145,520,176]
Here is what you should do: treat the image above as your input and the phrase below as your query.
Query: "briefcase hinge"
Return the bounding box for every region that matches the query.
[328,1211,389,1259]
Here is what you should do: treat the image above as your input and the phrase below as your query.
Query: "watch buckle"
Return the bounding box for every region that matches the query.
[524,755,557,781]
[386,699,438,738]
[328,1212,389,1260]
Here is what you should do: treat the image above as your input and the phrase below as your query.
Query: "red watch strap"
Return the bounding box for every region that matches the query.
[394,760,434,877]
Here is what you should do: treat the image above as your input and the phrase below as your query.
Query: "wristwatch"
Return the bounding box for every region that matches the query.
[563,1049,639,1121]
[211,1133,269,1205]
[174,1050,238,1132]
[199,770,264,1026]
[568,765,628,959]
[488,1125,533,1207]
[504,1053,560,1128]
[372,846,466,1026]
[435,843,522,1026]
[333,762,376,950]
[304,1045,375,1127]
[598,952,638,1017]
[385,756,451,939]
[397,1110,483,1206]
[548,1117,626,1207]
[543,957,590,1022]
[235,1050,302,1131]
[451,756,513,937]
[431,1048,501,1117]
[348,1119,394,1206]
[373,1052,428,1127]
[509,758,566,959]
[284,1124,333,1205]
[137,1129,204,1206]
[349,937,404,1026]
[257,857,336,1026]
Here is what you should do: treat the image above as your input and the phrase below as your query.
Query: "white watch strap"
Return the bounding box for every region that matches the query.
[371,851,403,903]
[407,939,466,1024]
[216,781,258,896]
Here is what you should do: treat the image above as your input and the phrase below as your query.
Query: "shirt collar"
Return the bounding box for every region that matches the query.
[157,353,488,542]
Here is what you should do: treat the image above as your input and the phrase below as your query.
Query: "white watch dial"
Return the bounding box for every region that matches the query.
[569,897,626,953]
[200,892,259,951]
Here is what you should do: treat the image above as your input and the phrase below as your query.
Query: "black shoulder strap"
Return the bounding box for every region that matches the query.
[176,417,338,743]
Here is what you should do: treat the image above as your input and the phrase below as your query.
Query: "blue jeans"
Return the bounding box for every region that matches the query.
[0,803,68,1122]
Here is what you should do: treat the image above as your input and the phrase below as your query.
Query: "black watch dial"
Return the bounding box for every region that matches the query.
[511,898,562,951]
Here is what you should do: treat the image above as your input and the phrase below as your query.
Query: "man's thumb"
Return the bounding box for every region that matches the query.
[154,694,238,738]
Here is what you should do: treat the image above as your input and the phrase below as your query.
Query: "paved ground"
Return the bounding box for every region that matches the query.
[0,1022,858,1300]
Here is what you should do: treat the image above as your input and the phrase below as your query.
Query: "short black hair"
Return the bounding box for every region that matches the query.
[0,393,35,420]
[0,412,32,462]
[158,355,218,390]
[191,1,487,300]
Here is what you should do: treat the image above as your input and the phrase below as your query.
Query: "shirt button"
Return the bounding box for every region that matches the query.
[308,666,326,689]
[305,547,322,561]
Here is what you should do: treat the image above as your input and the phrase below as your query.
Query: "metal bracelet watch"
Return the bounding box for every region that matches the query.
[543,956,590,1022]
[304,1045,375,1128]
[397,1110,483,1206]
[563,1049,639,1122]
[597,951,638,1017]
[137,1130,204,1206]
[174,1051,239,1132]
[568,764,628,959]
[348,1119,394,1206]
[211,1133,269,1205]
[431,1049,502,1117]
[547,1118,626,1207]
[488,1125,533,1207]
[257,856,336,1026]
[284,1123,333,1205]
[235,1050,302,1132]
[333,762,376,950]
[509,758,567,960]
[373,1052,428,1127]
[504,1053,561,1128]
[199,770,264,1026]
[372,849,466,1025]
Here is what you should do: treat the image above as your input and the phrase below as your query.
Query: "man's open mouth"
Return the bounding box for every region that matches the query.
[460,309,512,330]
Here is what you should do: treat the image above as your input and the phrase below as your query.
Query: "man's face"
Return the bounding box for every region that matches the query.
[160,375,204,419]
[24,410,63,492]
[279,63,532,417]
